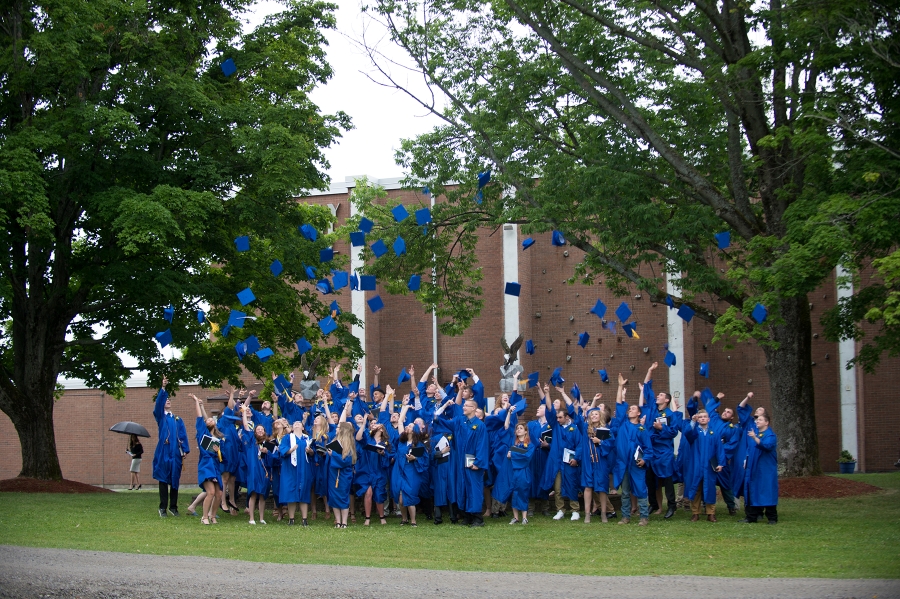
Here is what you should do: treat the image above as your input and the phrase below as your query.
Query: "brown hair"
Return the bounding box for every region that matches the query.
[336,422,357,463]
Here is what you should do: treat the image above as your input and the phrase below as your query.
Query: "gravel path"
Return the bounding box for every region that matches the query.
[0,545,897,599]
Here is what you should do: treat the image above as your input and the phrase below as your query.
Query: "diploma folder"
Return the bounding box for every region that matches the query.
[465,453,476,468]
[562,447,576,463]
[709,455,719,471]
[594,427,611,441]
[200,435,220,452]
[509,445,528,454]
[364,443,386,452]
[540,430,553,444]
[326,439,343,453]
[634,446,644,465]
[408,445,426,458]
[655,416,669,427]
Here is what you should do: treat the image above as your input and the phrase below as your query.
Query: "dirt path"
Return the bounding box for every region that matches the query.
[0,545,897,599]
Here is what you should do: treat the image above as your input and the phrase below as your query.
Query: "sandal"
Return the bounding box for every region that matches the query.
[340,523,347,529]
[400,520,408,526]
[364,517,371,526]
[380,516,387,525]
[410,522,417,527]
[211,516,218,524]
[201,517,210,525]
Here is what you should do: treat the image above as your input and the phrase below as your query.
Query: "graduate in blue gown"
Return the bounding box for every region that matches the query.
[391,400,430,526]
[639,362,682,519]
[431,398,460,524]
[240,404,274,524]
[309,412,333,521]
[327,421,357,528]
[703,390,741,514]
[268,419,287,521]
[732,392,765,501]
[446,379,490,527]
[217,388,243,515]
[740,412,779,524]
[279,420,314,525]
[502,421,535,524]
[189,394,223,525]
[580,401,616,523]
[152,377,190,518]
[486,392,520,517]
[355,420,392,525]
[527,399,553,516]
[683,408,727,522]
[539,384,582,521]
[611,374,655,525]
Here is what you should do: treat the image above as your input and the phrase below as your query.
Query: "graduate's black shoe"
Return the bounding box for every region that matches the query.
[739,518,756,523]
[498,510,507,517]
[302,519,309,527]
[607,511,617,519]
[158,509,167,518]
[434,518,443,525]
[767,520,777,525]
[728,507,737,516]
[288,518,295,525]
[168,509,180,517]
[470,520,485,527]
[663,506,676,519]
[490,512,499,519]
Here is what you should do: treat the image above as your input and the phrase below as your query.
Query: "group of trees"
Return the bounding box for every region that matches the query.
[1,0,896,479]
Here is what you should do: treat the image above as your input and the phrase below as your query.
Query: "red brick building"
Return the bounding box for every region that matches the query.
[1,177,895,486]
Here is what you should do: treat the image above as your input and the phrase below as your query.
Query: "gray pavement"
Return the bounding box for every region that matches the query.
[0,545,897,599]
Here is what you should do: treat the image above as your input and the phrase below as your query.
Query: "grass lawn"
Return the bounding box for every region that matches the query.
[1,473,898,578]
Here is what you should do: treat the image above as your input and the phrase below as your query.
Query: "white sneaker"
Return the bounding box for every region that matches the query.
[249,520,256,525]
[570,511,580,521]
[553,510,565,520]
[259,520,267,525]
[509,518,518,525]
[522,518,529,525]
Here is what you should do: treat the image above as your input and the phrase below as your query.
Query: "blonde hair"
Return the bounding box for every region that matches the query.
[312,415,328,442]
[336,422,357,464]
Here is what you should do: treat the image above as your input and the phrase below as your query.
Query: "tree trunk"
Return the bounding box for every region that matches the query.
[763,295,822,477]
[10,396,63,480]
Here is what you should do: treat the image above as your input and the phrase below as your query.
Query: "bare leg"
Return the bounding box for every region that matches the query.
[408,504,417,525]
[299,502,308,519]
[188,491,206,514]
[248,493,257,523]
[287,502,297,520]
[350,495,356,522]
[599,492,609,522]
[257,495,266,523]
[202,483,216,519]
[583,488,593,523]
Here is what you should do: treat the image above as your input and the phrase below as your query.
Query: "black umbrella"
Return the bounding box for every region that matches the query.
[109,421,151,437]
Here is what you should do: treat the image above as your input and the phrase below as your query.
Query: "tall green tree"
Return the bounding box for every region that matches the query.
[358,0,900,475]
[0,0,362,480]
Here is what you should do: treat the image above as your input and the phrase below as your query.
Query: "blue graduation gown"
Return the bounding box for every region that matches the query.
[527,420,551,500]
[392,442,429,506]
[217,409,241,475]
[641,381,681,479]
[673,397,699,484]
[194,417,223,489]
[495,441,534,511]
[485,408,517,490]
[355,431,389,503]
[327,449,354,509]
[744,428,779,507]
[430,418,457,507]
[683,422,727,504]
[610,402,654,498]
[250,407,274,436]
[539,404,581,501]
[579,420,615,493]
[732,402,760,498]
[241,430,273,496]
[452,413,489,513]
[278,434,313,504]
[152,388,190,488]
[705,394,740,489]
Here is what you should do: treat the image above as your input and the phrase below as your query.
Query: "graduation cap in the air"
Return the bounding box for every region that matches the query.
[367,295,384,312]
[549,367,565,386]
[505,282,521,297]
[196,309,205,324]
[578,331,590,348]
[398,368,411,385]
[221,58,237,77]
[236,287,256,306]
[522,237,535,250]
[273,374,292,395]
[235,339,247,360]
[359,217,374,234]
[234,235,250,252]
[525,339,535,355]
[551,230,566,246]
[393,237,406,256]
[299,224,318,242]
[677,304,695,323]
[347,379,360,395]
[315,279,333,295]
[751,303,768,324]
[243,335,260,355]
[333,271,349,289]
[359,275,376,291]
[350,273,359,291]
[350,231,366,247]
[227,309,248,328]
[371,240,388,258]
[304,265,317,280]
[415,207,432,225]
[330,300,341,315]
[664,350,677,368]
[318,316,337,335]
[570,382,581,401]
[615,302,632,324]
[422,186,431,195]
[605,320,617,336]
[477,170,491,188]
[320,247,334,263]
[665,295,675,309]
[163,304,174,323]
[474,190,483,204]
[715,231,731,250]
[392,205,410,222]
[220,325,231,338]
[622,322,639,339]
[590,299,607,319]
[408,274,421,291]
[456,369,470,381]
[270,260,283,276]
[699,362,710,378]
[256,347,274,362]
[527,372,540,388]
[598,369,609,383]
[155,329,173,348]
[295,337,312,355]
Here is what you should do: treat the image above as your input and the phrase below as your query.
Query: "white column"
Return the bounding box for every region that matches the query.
[836,265,859,464]
[349,189,366,388]
[502,223,520,352]
[666,270,686,413]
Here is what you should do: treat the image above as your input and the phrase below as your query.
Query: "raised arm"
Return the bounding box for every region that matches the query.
[555,386,573,406]
[739,392,754,408]
[397,394,410,433]
[591,393,602,409]
[372,365,381,391]
[644,361,657,384]
[192,394,203,419]
[241,402,252,432]
[338,396,352,423]
[420,362,437,383]
[616,373,627,404]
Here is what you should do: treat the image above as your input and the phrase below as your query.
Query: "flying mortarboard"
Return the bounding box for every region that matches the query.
[408,274,421,291]
[622,322,639,339]
[350,231,366,247]
[330,300,341,315]
[371,240,388,258]
[304,265,316,280]
[456,369,470,381]
[235,340,247,360]
[220,325,231,338]
[391,205,410,222]
[299,224,318,242]
[398,368,411,385]
[221,58,237,77]
[527,372,540,388]
[505,282,521,297]
[605,320,617,336]
[522,237,535,250]
[270,260,283,276]
[315,279,332,295]
[677,304,695,323]
[359,275,376,291]
[318,316,337,335]
[350,273,359,291]
[227,309,247,328]
[551,230,566,246]
[715,231,731,250]
[665,295,674,309]
[598,369,609,383]
[274,374,292,395]
[359,218,374,234]
[415,208,432,225]
[615,302,632,324]
[234,235,250,252]
[525,339,535,355]
[393,237,406,256]
[236,287,256,306]
[474,190,483,204]
[477,170,491,188]
[163,304,174,323]
[578,331,590,348]
[590,299,607,319]
[155,329,173,348]
[699,362,710,378]
[549,367,565,386]
[295,337,312,355]
[196,309,205,324]
[320,247,334,263]
[333,271,349,289]
[256,347,274,362]
[422,186,431,195]
[664,351,677,367]
[243,335,260,355]
[367,295,384,312]
[751,303,768,324]
[570,383,581,401]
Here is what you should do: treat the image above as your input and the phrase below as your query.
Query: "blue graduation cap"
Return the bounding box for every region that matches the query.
[320,247,334,263]
[527,372,540,388]
[348,379,360,395]
[598,369,609,383]
[359,275,376,291]
[234,235,250,252]
[415,208,432,225]
[315,279,333,295]
[622,322,638,338]
[350,231,366,247]
[422,186,431,195]
[398,368,411,385]
[318,316,337,335]
[163,304,174,323]
[525,339,535,355]
[664,350,677,367]
[274,374,292,395]
[408,274,421,291]
[221,325,231,338]
[393,237,406,256]
[270,260,283,276]
[699,362,710,378]
[578,331,590,348]
[330,300,341,315]
[505,282,521,296]
[715,231,731,250]
[615,302,632,324]
[549,367,565,386]
[371,240,388,258]
[359,218,374,234]
[751,303,768,324]
[155,329,173,348]
[677,303,695,323]
[221,58,237,77]
[477,170,491,188]
[522,237,535,250]
[235,340,247,360]
[305,265,316,280]
[665,295,675,309]
[551,230,566,246]
[367,295,384,313]
[227,309,247,328]
[350,273,359,291]
[196,309,205,324]
[236,287,256,306]
[333,271,348,289]
[256,347,274,362]
[299,224,318,241]
[570,383,581,401]
[295,337,312,355]
[590,299,607,319]
[605,320,617,336]
[392,204,410,222]
[243,335,260,355]
[457,369,470,381]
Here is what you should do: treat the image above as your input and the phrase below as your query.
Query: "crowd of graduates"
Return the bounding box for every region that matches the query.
[151,361,780,528]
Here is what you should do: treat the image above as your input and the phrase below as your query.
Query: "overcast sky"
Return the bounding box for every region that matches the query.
[248,0,444,185]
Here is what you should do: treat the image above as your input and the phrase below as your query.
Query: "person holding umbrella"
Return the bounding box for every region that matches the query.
[153,376,190,517]
[127,435,143,490]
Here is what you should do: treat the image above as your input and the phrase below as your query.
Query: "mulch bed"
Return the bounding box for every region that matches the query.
[779,475,881,499]
[0,477,114,493]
